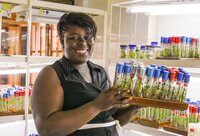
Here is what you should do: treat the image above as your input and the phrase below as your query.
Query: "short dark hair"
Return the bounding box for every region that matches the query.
[57,12,97,47]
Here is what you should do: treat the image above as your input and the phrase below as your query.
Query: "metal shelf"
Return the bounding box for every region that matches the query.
[0,0,27,5]
[0,115,24,124]
[118,58,200,68]
[30,56,61,63]
[31,0,105,16]
[0,55,26,63]
[123,123,181,136]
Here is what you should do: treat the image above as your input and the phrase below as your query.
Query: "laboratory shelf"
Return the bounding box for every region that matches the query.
[119,58,200,68]
[138,118,170,129]
[163,125,188,136]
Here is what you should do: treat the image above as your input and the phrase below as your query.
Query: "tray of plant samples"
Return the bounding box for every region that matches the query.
[0,86,31,116]
[137,107,171,128]
[138,118,170,129]
[113,61,190,111]
[163,125,188,136]
[131,116,141,123]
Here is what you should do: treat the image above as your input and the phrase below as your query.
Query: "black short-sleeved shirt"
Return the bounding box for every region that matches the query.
[51,56,118,136]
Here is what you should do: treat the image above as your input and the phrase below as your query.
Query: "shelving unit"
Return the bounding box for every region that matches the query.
[0,0,107,135]
[119,58,200,68]
[109,1,200,136]
[0,115,24,124]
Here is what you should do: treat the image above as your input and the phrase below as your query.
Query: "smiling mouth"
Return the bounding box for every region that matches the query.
[76,49,89,55]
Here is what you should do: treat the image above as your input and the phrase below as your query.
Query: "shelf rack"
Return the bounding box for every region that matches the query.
[119,58,200,68]
[0,0,108,135]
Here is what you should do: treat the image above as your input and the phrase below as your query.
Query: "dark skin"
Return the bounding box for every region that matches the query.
[31,25,140,136]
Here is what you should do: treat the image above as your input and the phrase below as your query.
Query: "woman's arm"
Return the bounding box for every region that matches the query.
[112,105,141,126]
[31,66,128,136]
[31,66,101,136]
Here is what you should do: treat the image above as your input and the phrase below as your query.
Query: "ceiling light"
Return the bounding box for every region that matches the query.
[127,2,200,15]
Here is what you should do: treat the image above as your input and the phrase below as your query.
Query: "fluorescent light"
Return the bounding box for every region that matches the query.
[127,3,200,15]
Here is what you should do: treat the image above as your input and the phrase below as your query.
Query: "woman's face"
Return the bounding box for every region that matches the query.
[63,25,95,64]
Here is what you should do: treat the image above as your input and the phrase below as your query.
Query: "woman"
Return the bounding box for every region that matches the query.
[31,12,140,136]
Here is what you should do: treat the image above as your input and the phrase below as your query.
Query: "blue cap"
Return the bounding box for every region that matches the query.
[7,89,10,96]
[120,45,127,49]
[160,37,164,43]
[162,71,169,81]
[189,37,192,45]
[157,66,161,69]
[147,67,154,78]
[129,44,137,49]
[161,65,166,70]
[145,67,149,76]
[124,64,131,74]
[186,37,190,44]
[140,45,145,50]
[184,74,190,84]
[160,65,166,77]
[150,64,156,68]
[181,36,186,43]
[116,63,123,74]
[196,38,199,45]
[186,98,191,103]
[164,37,169,44]
[151,42,158,46]
[178,68,184,71]
[177,72,184,81]
[154,68,161,79]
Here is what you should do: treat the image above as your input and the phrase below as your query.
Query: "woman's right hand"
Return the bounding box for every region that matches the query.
[92,87,132,112]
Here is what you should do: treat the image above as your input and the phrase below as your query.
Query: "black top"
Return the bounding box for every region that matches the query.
[51,56,118,136]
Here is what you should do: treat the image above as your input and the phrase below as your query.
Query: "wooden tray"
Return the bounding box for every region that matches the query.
[0,111,24,116]
[128,96,188,111]
[156,57,180,60]
[131,116,141,123]
[163,125,187,136]
[138,118,170,128]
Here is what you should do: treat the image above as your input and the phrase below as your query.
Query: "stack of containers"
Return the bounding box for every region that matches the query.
[113,61,191,103]
[140,107,171,123]
[0,86,32,115]
[120,43,160,59]
[159,36,200,58]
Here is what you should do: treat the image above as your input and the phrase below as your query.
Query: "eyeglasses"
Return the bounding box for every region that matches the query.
[66,33,94,44]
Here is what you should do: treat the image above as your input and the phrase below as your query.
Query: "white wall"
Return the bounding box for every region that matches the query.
[153,14,200,41]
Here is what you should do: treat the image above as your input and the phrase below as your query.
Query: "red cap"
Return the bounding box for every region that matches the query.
[16,91,19,97]
[166,67,171,72]
[19,91,23,96]
[170,37,175,43]
[29,90,32,96]
[192,38,196,43]
[170,71,176,81]
[172,67,177,71]
[23,91,26,96]
[190,128,194,132]
[175,37,181,43]
[194,107,198,113]
[189,106,193,113]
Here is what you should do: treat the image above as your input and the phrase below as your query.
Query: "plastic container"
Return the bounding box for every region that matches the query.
[120,45,128,58]
[128,44,137,58]
[140,45,146,59]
